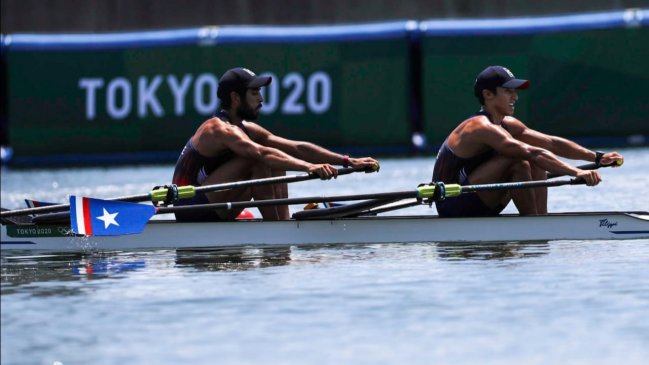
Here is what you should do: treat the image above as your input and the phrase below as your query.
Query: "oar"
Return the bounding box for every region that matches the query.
[292,197,401,220]
[338,161,622,216]
[68,178,586,236]
[367,199,422,215]
[0,166,375,218]
[546,160,622,179]
[444,178,586,196]
[161,178,586,213]
[296,162,615,219]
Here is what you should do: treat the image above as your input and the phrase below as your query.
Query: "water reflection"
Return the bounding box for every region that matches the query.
[435,241,551,261]
[1,246,295,294]
[175,247,292,271]
[1,241,553,296]
[1,250,146,296]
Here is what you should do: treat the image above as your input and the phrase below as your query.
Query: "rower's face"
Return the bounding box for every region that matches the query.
[492,87,519,116]
[238,88,263,120]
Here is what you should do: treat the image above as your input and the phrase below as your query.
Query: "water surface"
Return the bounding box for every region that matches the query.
[2,148,649,365]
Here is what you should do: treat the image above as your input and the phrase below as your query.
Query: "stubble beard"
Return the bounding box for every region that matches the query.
[238,101,259,121]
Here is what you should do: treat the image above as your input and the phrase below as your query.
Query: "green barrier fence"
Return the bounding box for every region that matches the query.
[2,10,648,165]
[420,10,649,146]
[3,22,415,164]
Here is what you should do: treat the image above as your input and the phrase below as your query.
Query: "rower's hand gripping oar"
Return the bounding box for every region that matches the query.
[546,160,622,179]
[68,177,583,237]
[150,164,379,206]
[0,165,378,218]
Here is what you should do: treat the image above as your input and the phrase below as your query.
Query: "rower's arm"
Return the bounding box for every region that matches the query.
[507,118,624,165]
[214,123,337,179]
[511,123,594,161]
[206,122,311,171]
[477,123,581,177]
[246,122,349,165]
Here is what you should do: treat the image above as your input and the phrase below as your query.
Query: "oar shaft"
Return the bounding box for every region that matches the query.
[0,167,369,218]
[458,178,584,194]
[156,190,420,214]
[0,202,72,218]
[0,193,154,217]
[194,167,361,195]
[152,179,583,214]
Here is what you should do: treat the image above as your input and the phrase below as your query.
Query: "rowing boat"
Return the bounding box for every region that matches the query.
[3,163,645,252]
[2,211,648,251]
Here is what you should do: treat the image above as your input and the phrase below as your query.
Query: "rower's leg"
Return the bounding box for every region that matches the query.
[250,164,288,221]
[269,169,289,220]
[506,160,539,215]
[530,163,547,214]
[468,156,538,215]
[201,158,290,220]
[202,157,256,220]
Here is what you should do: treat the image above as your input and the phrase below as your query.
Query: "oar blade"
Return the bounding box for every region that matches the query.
[69,196,156,236]
[24,199,57,208]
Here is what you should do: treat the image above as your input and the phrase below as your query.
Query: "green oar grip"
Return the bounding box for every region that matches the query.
[444,184,462,198]
[416,185,437,199]
[416,183,462,200]
[177,186,196,199]
[149,185,196,203]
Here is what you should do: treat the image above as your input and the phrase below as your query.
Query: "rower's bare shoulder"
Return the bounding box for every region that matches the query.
[195,117,221,133]
[451,117,493,149]
[503,116,526,127]
[199,117,240,137]
[241,121,268,134]
[194,117,236,146]
[461,115,497,134]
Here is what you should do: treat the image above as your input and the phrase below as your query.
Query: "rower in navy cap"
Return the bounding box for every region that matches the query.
[432,65,624,217]
[172,67,379,221]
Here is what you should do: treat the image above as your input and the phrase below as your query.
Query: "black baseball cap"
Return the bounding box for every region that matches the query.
[474,66,529,97]
[217,67,272,100]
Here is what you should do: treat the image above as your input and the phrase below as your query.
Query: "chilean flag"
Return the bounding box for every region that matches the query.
[69,196,156,236]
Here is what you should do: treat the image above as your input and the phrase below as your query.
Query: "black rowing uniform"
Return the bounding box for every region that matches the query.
[432,110,509,217]
[171,111,251,221]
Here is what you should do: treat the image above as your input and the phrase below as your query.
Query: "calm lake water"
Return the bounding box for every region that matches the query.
[2,147,649,365]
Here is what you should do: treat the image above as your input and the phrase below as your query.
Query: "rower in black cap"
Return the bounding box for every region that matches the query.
[172,67,379,221]
[431,65,624,217]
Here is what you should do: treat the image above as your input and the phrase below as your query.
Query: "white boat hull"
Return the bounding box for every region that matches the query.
[2,212,648,251]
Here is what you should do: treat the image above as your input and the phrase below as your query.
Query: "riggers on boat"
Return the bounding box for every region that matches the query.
[2,211,648,251]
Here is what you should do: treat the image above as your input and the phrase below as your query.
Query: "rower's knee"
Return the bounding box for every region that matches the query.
[508,160,532,180]
[250,161,273,178]
[530,163,546,180]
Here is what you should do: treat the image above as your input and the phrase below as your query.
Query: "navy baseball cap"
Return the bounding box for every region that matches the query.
[474,66,529,97]
[217,67,272,100]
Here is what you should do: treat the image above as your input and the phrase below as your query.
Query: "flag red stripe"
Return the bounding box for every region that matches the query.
[82,197,93,235]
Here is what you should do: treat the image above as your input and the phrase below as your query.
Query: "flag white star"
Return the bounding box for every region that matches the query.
[96,208,119,229]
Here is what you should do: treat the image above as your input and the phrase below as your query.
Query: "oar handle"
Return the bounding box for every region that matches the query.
[546,160,622,179]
